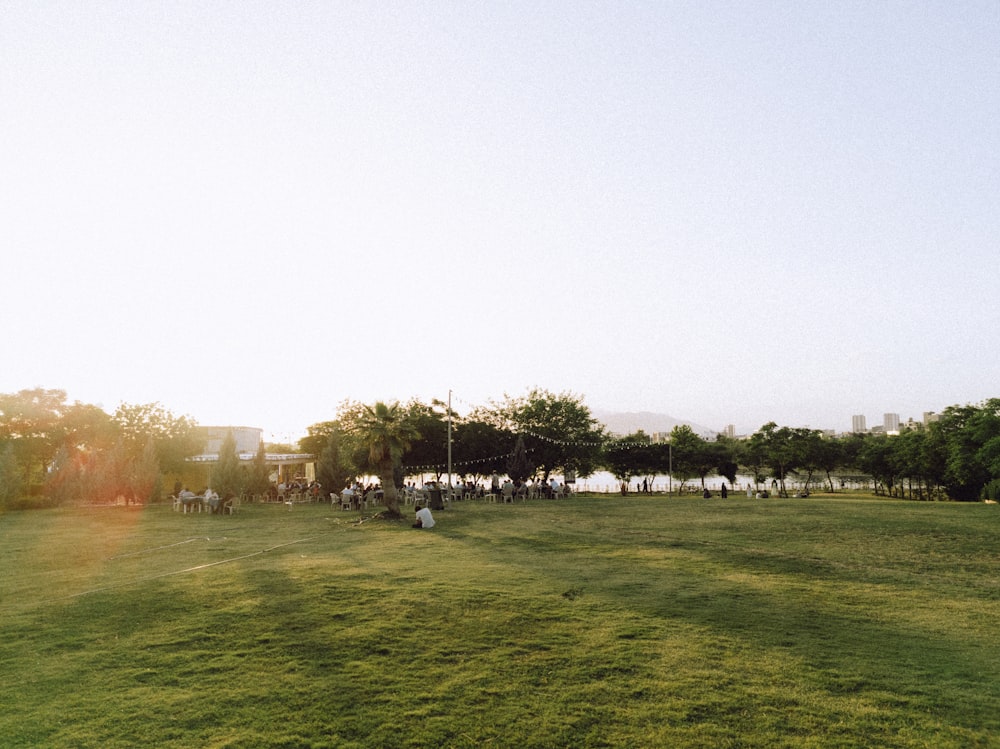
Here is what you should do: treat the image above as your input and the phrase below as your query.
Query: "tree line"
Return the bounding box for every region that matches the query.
[307,392,1000,504]
[3,387,1000,511]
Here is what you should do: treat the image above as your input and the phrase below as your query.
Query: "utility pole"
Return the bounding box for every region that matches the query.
[668,437,672,496]
[447,389,453,492]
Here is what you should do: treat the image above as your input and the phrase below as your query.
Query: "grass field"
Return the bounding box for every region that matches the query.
[1,494,997,748]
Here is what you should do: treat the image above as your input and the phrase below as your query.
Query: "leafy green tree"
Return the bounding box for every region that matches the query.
[930,400,1000,501]
[714,434,740,488]
[0,441,24,507]
[506,435,535,485]
[44,446,78,504]
[130,437,162,504]
[452,417,515,480]
[634,433,670,493]
[856,435,896,496]
[299,421,340,463]
[601,435,642,494]
[694,441,728,490]
[245,442,274,498]
[891,427,935,500]
[403,400,450,478]
[315,428,354,495]
[492,389,604,481]
[600,432,664,494]
[0,388,109,489]
[791,428,827,493]
[112,402,200,475]
[350,401,420,518]
[747,423,801,496]
[211,430,245,504]
[813,436,844,492]
[669,425,708,492]
[87,438,130,504]
[739,433,768,492]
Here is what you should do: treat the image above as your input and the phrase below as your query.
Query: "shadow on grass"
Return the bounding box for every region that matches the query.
[465,527,1000,736]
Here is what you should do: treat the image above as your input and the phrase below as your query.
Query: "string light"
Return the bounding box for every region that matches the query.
[399,392,668,472]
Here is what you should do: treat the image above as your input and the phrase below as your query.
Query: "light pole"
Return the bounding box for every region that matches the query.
[668,438,672,496]
[447,389,453,492]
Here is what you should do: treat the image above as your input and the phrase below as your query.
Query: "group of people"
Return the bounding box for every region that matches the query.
[176,486,225,513]
[339,482,385,509]
[490,473,569,500]
[274,480,323,501]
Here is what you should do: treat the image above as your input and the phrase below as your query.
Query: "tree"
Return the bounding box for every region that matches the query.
[452,417,515,480]
[211,430,245,505]
[87,438,130,504]
[506,435,535,485]
[0,388,108,489]
[747,423,801,496]
[856,435,896,496]
[402,400,449,479]
[602,436,641,495]
[811,436,844,493]
[492,389,604,482]
[668,425,707,492]
[714,434,740,488]
[739,433,768,492]
[0,442,24,507]
[315,428,354,495]
[602,432,668,494]
[112,402,200,475]
[891,427,935,500]
[245,442,274,498]
[350,401,420,518]
[130,437,162,504]
[931,400,1000,501]
[299,421,340,464]
[792,428,827,493]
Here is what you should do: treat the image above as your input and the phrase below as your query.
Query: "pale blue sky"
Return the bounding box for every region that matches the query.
[2,1,998,438]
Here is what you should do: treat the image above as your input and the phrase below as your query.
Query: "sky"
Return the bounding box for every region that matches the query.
[2,1,998,440]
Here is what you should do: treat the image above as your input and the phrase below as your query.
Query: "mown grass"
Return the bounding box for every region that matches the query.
[0,494,997,748]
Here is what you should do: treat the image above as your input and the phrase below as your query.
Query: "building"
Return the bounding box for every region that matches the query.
[178,426,316,491]
[883,413,900,435]
[200,426,264,456]
[851,415,867,433]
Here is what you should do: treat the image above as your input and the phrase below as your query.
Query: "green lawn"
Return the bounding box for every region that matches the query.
[1,495,997,748]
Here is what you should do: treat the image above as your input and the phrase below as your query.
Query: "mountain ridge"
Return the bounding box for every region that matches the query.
[592,409,718,439]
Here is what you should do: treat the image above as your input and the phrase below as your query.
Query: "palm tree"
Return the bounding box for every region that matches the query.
[353,401,420,518]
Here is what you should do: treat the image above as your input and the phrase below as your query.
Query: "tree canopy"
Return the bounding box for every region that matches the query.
[491,388,604,481]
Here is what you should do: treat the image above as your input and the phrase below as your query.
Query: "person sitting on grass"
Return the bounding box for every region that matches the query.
[413,503,435,529]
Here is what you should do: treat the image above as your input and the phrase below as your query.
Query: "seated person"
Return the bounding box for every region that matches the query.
[412,504,436,529]
[178,487,199,510]
[203,488,220,512]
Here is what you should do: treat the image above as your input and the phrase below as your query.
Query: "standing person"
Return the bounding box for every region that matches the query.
[721,483,728,499]
[413,504,435,529]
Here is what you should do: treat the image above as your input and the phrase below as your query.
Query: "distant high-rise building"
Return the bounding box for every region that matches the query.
[884,412,900,434]
[723,424,736,439]
[852,414,867,433]
[923,411,940,426]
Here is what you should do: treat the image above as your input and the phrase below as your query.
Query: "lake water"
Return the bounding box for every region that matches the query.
[568,471,751,493]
